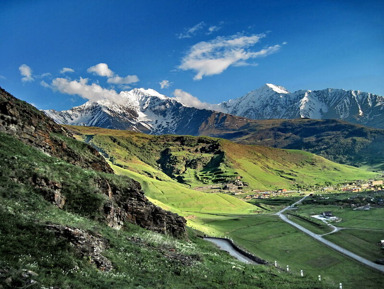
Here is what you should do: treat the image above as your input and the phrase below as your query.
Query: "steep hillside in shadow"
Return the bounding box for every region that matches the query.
[200,116,384,169]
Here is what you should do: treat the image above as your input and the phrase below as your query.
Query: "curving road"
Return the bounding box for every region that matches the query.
[276,196,384,273]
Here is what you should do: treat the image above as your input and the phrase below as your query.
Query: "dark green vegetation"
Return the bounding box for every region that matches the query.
[201,117,384,170]
[68,126,384,288]
[0,87,332,288]
[69,125,377,191]
[1,87,383,288]
[0,128,328,288]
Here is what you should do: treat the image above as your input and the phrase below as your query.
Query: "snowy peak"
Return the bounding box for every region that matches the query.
[44,84,384,134]
[265,83,289,94]
[222,84,384,128]
[43,87,216,135]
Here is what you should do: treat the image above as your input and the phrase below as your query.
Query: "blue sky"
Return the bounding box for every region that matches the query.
[0,0,383,110]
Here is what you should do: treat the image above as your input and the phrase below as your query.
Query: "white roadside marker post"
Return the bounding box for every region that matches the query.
[300,270,303,277]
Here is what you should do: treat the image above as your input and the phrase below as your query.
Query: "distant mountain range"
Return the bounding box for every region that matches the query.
[219,84,384,129]
[44,85,384,169]
[45,84,384,134]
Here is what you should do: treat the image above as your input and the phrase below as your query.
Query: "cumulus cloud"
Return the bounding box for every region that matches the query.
[178,21,205,39]
[159,80,171,89]
[86,62,139,87]
[19,64,34,82]
[179,34,281,80]
[60,67,75,74]
[51,77,124,104]
[107,75,139,85]
[172,89,219,110]
[87,63,114,77]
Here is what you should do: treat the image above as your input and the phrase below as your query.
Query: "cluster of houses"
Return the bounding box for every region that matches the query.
[222,178,384,201]
[239,189,298,200]
[338,180,384,193]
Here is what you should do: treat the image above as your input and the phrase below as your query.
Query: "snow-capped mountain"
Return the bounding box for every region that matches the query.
[44,88,220,135]
[45,84,384,135]
[218,84,384,128]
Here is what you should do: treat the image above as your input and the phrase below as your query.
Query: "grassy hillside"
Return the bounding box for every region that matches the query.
[65,126,384,288]
[69,125,377,192]
[0,131,327,289]
[201,118,384,170]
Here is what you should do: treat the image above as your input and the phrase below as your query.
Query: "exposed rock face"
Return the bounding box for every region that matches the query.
[97,178,186,238]
[0,87,113,173]
[46,224,113,271]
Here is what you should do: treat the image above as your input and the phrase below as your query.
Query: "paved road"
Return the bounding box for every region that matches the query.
[276,196,384,273]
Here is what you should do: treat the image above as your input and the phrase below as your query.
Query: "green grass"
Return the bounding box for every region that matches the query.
[65,126,384,288]
[1,131,329,289]
[325,229,384,261]
[200,214,384,289]
[296,204,384,230]
[69,126,378,191]
[112,164,258,217]
[285,213,333,235]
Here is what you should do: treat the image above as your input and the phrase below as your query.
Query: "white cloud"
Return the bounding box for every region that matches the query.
[172,89,219,110]
[179,34,281,80]
[60,67,75,74]
[19,64,34,82]
[107,75,139,85]
[40,72,52,78]
[178,21,205,39]
[159,80,171,89]
[40,80,50,88]
[51,77,125,104]
[86,63,139,87]
[207,24,223,35]
[87,63,114,77]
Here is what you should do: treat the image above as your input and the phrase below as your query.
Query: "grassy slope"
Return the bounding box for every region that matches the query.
[203,118,384,170]
[0,132,326,289]
[221,140,377,190]
[69,126,377,191]
[68,126,384,288]
[112,164,258,234]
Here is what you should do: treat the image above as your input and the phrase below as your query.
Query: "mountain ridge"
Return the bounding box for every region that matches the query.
[45,84,384,132]
[218,84,384,128]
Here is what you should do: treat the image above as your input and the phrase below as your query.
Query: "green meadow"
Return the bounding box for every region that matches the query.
[197,214,384,289]
[69,126,384,288]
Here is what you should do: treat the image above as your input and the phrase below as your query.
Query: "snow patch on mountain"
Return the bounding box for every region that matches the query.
[44,84,384,133]
[220,84,384,128]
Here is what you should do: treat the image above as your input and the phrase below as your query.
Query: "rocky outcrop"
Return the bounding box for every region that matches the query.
[0,87,113,173]
[97,178,186,238]
[1,87,186,238]
[46,224,113,271]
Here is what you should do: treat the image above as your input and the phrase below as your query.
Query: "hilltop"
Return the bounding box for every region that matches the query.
[69,126,377,192]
